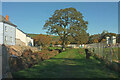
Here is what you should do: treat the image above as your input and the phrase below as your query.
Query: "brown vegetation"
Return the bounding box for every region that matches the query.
[6,46,59,72]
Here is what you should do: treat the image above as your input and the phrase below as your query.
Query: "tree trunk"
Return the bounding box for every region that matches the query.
[62,40,66,51]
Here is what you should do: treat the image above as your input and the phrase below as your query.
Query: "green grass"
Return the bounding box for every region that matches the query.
[28,33,60,40]
[27,34,39,38]
[12,48,119,78]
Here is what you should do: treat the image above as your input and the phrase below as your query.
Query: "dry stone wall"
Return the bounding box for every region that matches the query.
[1,44,60,79]
[7,45,40,56]
[1,45,40,79]
[2,45,59,74]
[1,44,12,79]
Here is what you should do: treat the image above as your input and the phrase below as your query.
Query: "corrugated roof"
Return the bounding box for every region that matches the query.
[0,15,17,27]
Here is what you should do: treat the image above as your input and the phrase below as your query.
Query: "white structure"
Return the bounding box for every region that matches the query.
[16,28,34,46]
[0,15,34,46]
[0,15,16,45]
[106,36,116,45]
[111,36,116,44]
[26,36,34,46]
[106,36,110,44]
[16,28,27,46]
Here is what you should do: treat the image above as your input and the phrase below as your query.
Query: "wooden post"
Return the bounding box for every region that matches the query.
[85,49,91,59]
[110,43,112,63]
[98,43,99,57]
[102,43,104,59]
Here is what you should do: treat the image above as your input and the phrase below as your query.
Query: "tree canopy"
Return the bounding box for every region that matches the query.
[43,7,89,50]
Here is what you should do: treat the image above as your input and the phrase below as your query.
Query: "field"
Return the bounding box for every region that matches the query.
[27,34,39,38]
[28,33,60,39]
[12,48,119,78]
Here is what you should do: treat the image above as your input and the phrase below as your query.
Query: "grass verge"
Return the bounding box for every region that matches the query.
[12,48,119,78]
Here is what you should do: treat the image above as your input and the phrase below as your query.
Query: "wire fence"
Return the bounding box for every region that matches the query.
[51,42,119,63]
[86,43,119,63]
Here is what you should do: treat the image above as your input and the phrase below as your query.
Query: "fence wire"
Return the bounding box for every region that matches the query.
[86,43,119,63]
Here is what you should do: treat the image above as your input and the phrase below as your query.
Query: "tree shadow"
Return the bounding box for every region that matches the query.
[13,57,119,78]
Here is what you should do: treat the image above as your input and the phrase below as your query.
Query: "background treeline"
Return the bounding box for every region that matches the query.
[28,31,120,47]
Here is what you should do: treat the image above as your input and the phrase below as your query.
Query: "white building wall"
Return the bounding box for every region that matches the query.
[111,36,116,44]
[16,28,34,46]
[3,23,16,45]
[0,22,3,44]
[26,36,34,46]
[106,36,110,44]
[16,28,27,46]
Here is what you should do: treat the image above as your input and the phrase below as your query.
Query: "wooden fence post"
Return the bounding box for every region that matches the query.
[110,43,112,63]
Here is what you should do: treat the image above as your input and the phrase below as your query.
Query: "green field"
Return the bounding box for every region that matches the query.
[12,48,119,78]
[28,33,60,39]
[27,34,39,38]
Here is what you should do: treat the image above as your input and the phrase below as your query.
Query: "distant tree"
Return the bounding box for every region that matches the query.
[58,41,62,45]
[43,7,88,50]
[101,39,106,43]
[88,34,100,44]
[88,30,117,44]
[33,34,52,47]
[102,30,109,34]
[51,41,56,45]
[99,31,107,42]
[93,39,99,43]
[99,30,117,42]
[51,36,60,43]
[117,34,120,43]
[55,41,58,45]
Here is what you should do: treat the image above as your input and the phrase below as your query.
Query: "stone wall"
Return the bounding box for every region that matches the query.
[7,45,40,56]
[2,45,11,78]
[0,44,2,79]
[0,45,40,79]
[0,45,60,79]
[1,45,12,79]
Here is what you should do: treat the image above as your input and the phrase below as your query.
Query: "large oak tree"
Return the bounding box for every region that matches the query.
[43,7,88,50]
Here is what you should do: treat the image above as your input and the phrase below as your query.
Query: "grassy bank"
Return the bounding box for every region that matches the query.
[89,47,119,61]
[12,48,119,78]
